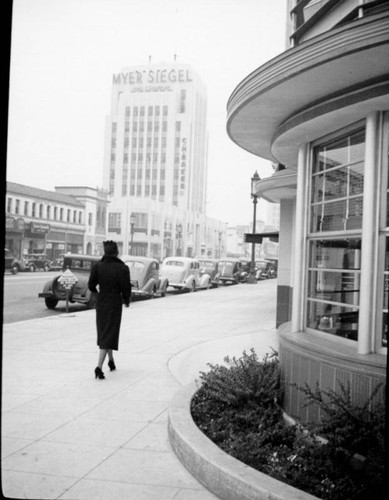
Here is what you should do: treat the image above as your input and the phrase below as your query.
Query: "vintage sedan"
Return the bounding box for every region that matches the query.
[121,255,168,298]
[255,259,277,280]
[198,258,220,288]
[160,256,212,292]
[24,253,51,272]
[218,258,242,285]
[4,248,24,274]
[38,253,101,309]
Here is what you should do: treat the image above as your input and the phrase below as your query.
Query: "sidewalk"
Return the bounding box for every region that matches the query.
[1,280,278,499]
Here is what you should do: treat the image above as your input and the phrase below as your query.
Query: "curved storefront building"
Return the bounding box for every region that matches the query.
[227,1,388,421]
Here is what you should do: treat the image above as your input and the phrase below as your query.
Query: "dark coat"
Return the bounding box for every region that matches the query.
[88,255,131,350]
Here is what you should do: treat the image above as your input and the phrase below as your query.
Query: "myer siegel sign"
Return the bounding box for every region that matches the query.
[113,68,192,93]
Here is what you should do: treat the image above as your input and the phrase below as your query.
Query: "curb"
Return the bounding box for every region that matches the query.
[167,382,319,500]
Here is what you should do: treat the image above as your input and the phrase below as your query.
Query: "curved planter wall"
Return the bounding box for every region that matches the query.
[168,381,319,500]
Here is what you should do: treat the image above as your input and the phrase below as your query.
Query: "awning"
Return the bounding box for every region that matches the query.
[244,232,279,244]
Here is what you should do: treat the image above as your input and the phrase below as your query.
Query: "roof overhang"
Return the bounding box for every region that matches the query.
[226,12,389,170]
[253,168,297,203]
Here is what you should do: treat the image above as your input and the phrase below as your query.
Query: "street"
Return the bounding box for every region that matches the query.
[2,271,237,324]
[2,272,88,324]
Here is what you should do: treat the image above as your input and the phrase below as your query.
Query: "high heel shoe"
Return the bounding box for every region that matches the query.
[108,360,116,371]
[94,367,105,379]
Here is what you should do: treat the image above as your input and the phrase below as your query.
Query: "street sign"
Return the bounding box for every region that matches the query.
[58,268,78,314]
[58,268,78,289]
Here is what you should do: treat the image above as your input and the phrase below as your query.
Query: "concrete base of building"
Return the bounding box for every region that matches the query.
[168,381,319,500]
[278,323,387,423]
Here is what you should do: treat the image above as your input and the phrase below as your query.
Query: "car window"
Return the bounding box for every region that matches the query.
[165,261,184,267]
[125,261,145,271]
[65,258,93,270]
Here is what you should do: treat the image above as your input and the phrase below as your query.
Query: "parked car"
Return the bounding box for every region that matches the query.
[198,258,220,288]
[38,253,101,309]
[255,259,277,280]
[121,255,168,298]
[4,248,24,274]
[239,258,251,282]
[218,258,242,285]
[50,255,65,271]
[160,256,212,292]
[24,253,51,272]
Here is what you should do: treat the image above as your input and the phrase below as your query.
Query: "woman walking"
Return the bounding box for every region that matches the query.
[88,240,132,379]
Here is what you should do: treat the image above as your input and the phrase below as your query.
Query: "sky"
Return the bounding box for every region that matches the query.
[6,0,287,226]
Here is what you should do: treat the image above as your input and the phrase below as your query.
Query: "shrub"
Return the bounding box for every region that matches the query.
[191,349,386,500]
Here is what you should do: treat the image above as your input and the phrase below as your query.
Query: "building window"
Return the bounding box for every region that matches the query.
[24,201,29,215]
[108,212,121,233]
[60,207,63,221]
[306,128,365,341]
[179,89,186,113]
[78,211,82,224]
[39,204,44,218]
[67,209,71,222]
[88,213,93,226]
[32,203,36,217]
[54,207,57,220]
[47,205,51,219]
[15,199,20,215]
[7,198,12,213]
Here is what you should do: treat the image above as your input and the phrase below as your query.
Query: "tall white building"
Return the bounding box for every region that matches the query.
[103,61,226,259]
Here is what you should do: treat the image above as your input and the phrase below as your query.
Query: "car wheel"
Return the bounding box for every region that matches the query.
[29,264,35,272]
[11,265,19,275]
[44,264,50,272]
[45,297,58,309]
[190,281,196,292]
[206,278,211,289]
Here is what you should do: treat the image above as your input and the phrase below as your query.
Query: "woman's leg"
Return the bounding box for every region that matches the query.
[107,349,116,370]
[97,348,108,369]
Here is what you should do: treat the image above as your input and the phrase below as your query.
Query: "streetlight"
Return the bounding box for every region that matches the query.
[247,171,260,284]
[176,222,182,256]
[218,231,222,259]
[130,213,136,255]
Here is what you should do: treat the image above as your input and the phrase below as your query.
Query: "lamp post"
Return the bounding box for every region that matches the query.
[218,231,222,259]
[130,213,136,255]
[247,171,260,284]
[176,222,182,256]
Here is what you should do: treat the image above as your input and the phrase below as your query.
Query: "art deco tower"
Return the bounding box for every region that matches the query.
[103,61,224,259]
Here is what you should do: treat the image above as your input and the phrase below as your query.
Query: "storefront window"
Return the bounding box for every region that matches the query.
[307,129,365,340]
[311,130,365,233]
[306,239,361,340]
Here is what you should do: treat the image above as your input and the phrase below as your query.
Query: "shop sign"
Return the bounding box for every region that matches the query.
[6,216,25,232]
[113,68,192,86]
[179,138,187,196]
[30,222,50,234]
